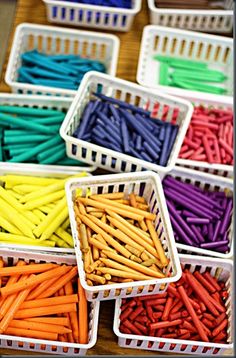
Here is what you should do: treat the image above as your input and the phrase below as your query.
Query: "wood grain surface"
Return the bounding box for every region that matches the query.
[0,0,233,356]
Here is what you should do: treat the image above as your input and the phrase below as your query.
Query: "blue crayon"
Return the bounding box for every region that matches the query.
[121,120,130,153]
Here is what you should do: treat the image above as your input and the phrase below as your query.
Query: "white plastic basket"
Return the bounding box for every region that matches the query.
[0,248,100,355]
[147,0,234,33]
[137,25,233,98]
[114,254,233,355]
[158,166,234,259]
[65,170,182,302]
[42,0,141,31]
[60,71,193,173]
[174,92,233,178]
[0,93,96,172]
[5,23,120,97]
[0,162,92,254]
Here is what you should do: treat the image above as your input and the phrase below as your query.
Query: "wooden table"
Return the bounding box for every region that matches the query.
[0,0,233,356]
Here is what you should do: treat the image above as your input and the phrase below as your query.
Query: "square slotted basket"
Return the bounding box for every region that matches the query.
[65,171,182,302]
[5,23,120,97]
[42,0,142,31]
[137,25,233,98]
[0,248,100,355]
[0,162,93,254]
[0,93,96,173]
[113,254,233,355]
[174,92,233,178]
[159,166,234,259]
[60,71,193,173]
[147,0,233,33]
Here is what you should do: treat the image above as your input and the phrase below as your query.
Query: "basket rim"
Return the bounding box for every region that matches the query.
[65,170,182,294]
[0,248,100,350]
[113,253,234,349]
[136,25,233,98]
[5,23,120,96]
[162,165,234,259]
[59,70,194,173]
[147,0,233,15]
[42,0,142,14]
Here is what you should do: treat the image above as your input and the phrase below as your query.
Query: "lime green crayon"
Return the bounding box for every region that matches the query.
[153,55,208,69]
[172,78,227,94]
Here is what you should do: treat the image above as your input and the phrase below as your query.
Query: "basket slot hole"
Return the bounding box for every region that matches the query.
[40,344,46,351]
[170,343,176,350]
[162,37,168,52]
[78,9,83,21]
[148,341,154,348]
[64,39,70,54]
[179,40,186,55]
[206,44,212,60]
[118,184,125,193]
[52,6,57,18]
[51,345,58,352]
[100,44,106,60]
[203,347,211,353]
[74,40,79,55]
[125,339,132,346]
[188,41,195,57]
[121,161,127,171]
[72,144,77,155]
[97,186,104,194]
[70,9,75,21]
[96,12,101,24]
[7,340,12,347]
[111,157,117,169]
[223,47,230,63]
[138,182,146,197]
[29,343,35,349]
[180,344,187,351]
[91,151,97,162]
[125,92,131,104]
[100,154,107,165]
[153,35,160,51]
[171,38,177,54]
[214,46,221,61]
[191,345,198,352]
[113,14,118,26]
[27,34,34,51]
[213,348,220,354]
[37,35,43,52]
[137,340,143,347]
[130,164,137,172]
[197,42,203,58]
[115,89,122,100]
[87,10,92,23]
[56,37,61,53]
[107,185,114,193]
[82,42,88,57]
[122,15,127,27]
[91,43,97,59]
[46,37,52,54]
[159,342,165,349]
[81,148,87,158]
[61,7,66,20]
[18,341,24,348]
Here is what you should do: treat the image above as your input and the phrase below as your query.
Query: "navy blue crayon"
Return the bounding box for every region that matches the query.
[93,92,151,116]
[159,124,172,166]
[121,120,130,153]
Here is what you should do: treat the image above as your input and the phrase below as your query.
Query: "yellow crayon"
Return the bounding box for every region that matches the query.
[0,186,25,211]
[0,198,34,239]
[61,218,71,230]
[0,216,22,235]
[39,207,68,241]
[33,209,46,221]
[13,184,44,194]
[6,190,22,200]
[23,190,65,210]
[33,197,67,238]
[50,235,71,248]
[1,175,61,189]
[20,181,65,203]
[0,233,55,247]
[24,211,41,225]
[55,227,73,247]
